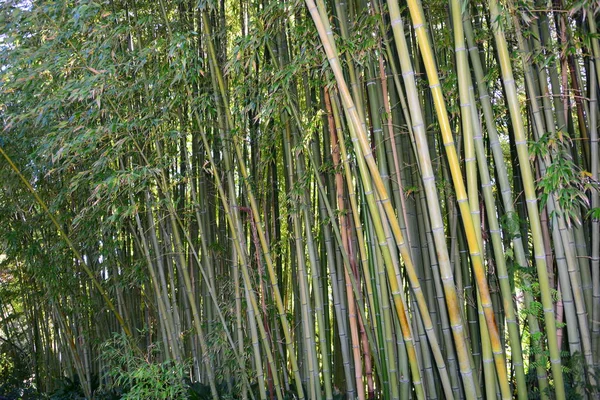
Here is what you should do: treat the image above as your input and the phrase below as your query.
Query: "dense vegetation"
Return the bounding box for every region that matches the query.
[0,0,599,398]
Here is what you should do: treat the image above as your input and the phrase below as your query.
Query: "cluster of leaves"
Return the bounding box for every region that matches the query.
[531,131,598,226]
[558,353,600,399]
[98,332,300,400]
[99,333,190,400]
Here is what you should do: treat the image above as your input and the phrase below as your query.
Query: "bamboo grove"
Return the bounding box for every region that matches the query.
[0,0,599,397]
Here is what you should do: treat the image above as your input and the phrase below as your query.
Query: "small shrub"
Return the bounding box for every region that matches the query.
[99,333,189,400]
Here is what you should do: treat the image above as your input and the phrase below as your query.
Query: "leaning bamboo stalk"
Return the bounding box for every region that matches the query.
[161,196,218,399]
[402,1,511,397]
[332,142,366,400]
[364,61,396,398]
[170,64,285,397]
[549,206,583,355]
[279,79,380,395]
[343,243,366,400]
[190,116,284,399]
[414,182,463,398]
[130,87,248,396]
[300,82,335,400]
[306,115,387,394]
[329,94,413,398]
[231,244,256,400]
[412,298,438,399]
[368,232,400,399]
[554,205,593,368]
[170,199,264,397]
[536,12,568,136]
[528,20,594,340]
[386,3,484,398]
[328,0,365,121]
[475,286,496,400]
[244,276,267,400]
[341,90,429,397]
[309,3,463,398]
[448,5,503,397]
[54,304,91,398]
[130,200,179,362]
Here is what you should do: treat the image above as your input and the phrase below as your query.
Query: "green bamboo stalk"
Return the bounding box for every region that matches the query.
[416,187,463,398]
[463,10,551,394]
[130,199,179,361]
[369,230,400,399]
[173,69,284,398]
[303,108,335,400]
[283,125,321,400]
[460,60,528,400]
[587,12,600,367]
[281,82,372,397]
[589,60,600,367]
[486,0,566,396]
[529,19,594,339]
[192,123,282,399]
[201,12,307,397]
[513,19,593,379]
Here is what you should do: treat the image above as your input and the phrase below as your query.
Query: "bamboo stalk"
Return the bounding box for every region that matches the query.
[487,0,566,395]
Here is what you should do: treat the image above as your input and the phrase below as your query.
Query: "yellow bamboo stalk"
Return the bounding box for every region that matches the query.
[402,1,511,398]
